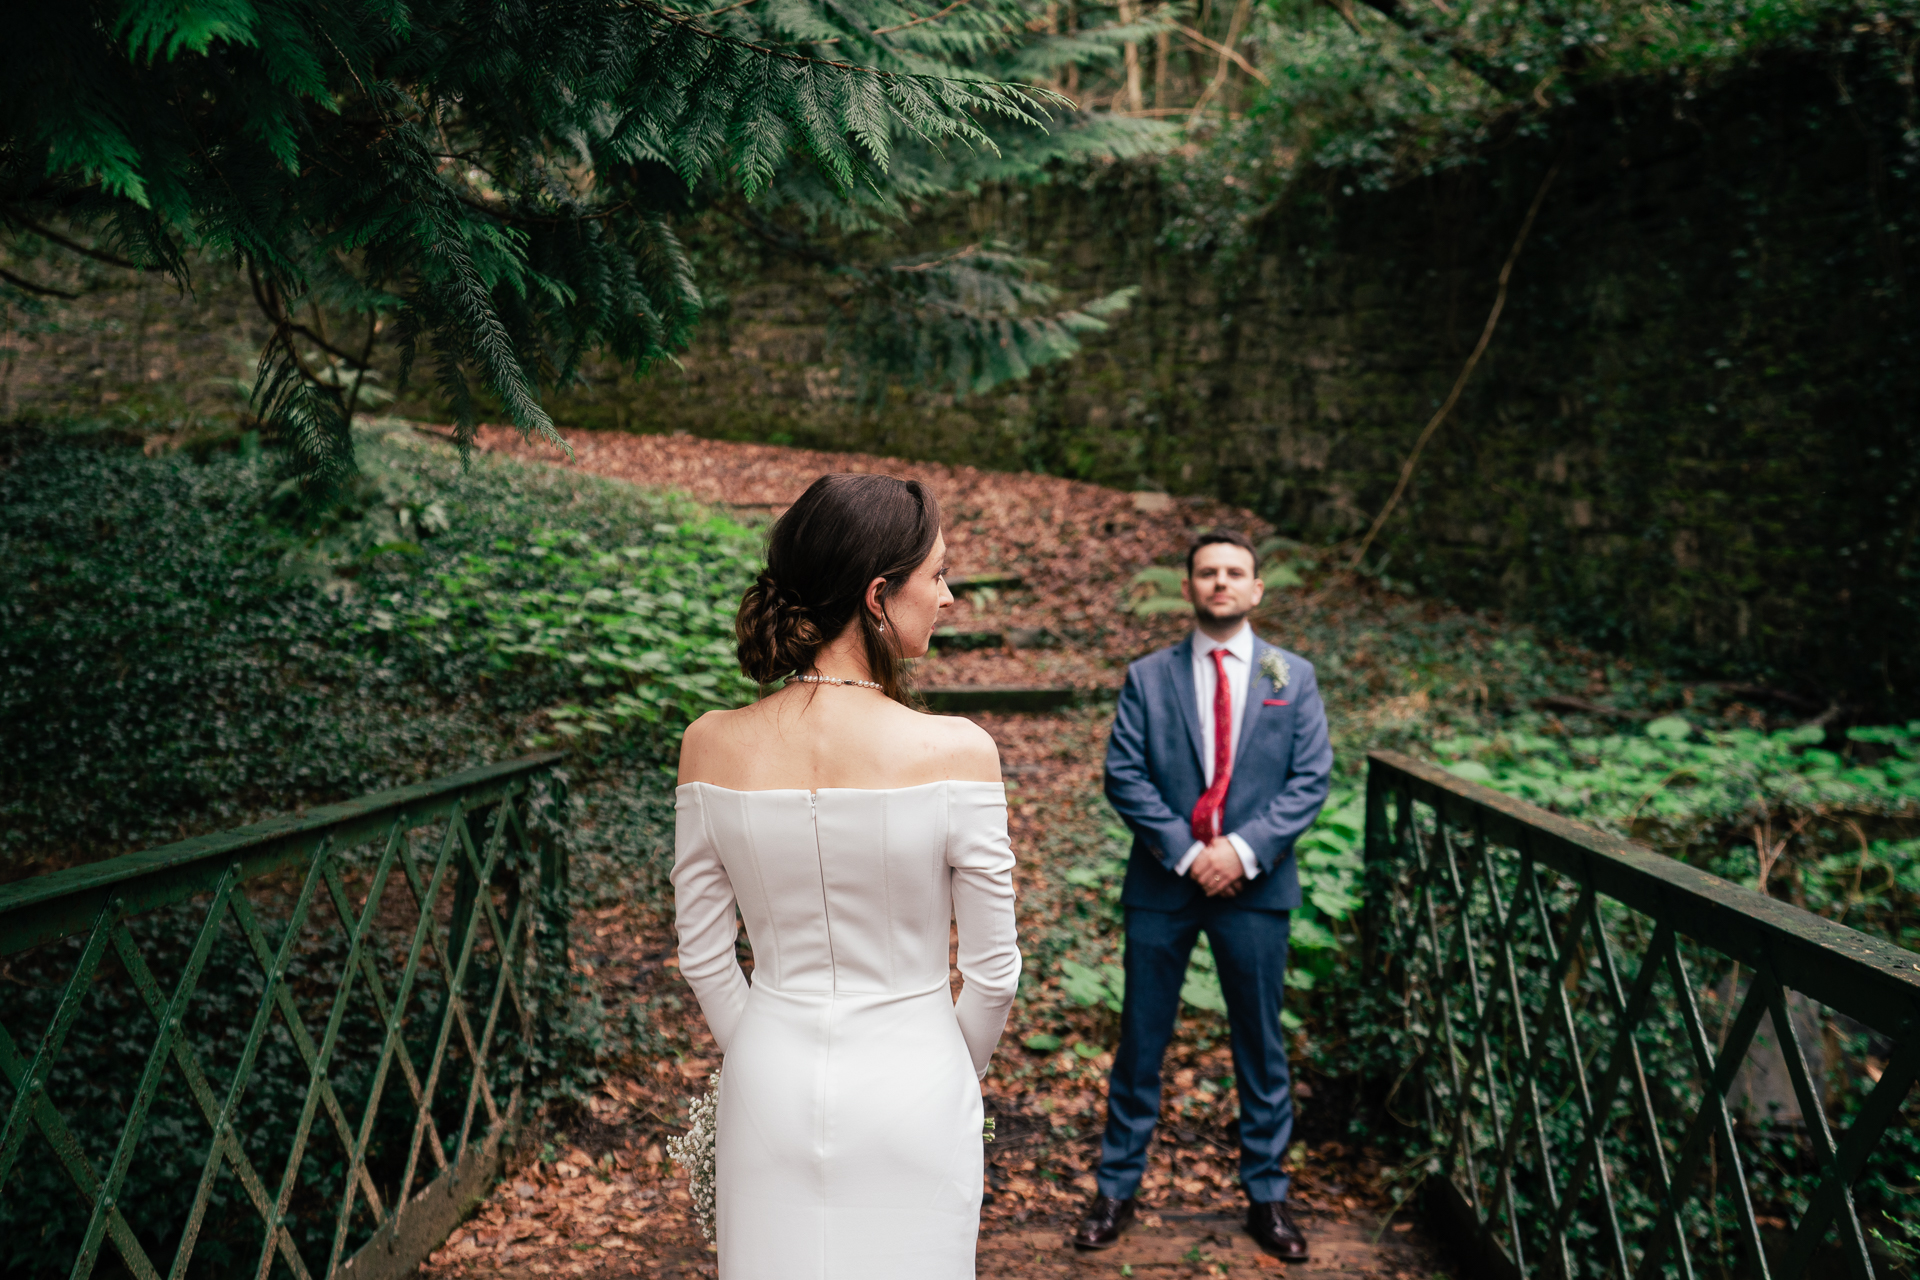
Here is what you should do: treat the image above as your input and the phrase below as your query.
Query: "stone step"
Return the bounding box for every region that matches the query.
[919,686,1116,714]
[932,626,1062,653]
[947,572,1027,593]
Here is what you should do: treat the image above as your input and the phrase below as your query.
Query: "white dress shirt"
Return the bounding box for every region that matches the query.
[1173,623,1261,882]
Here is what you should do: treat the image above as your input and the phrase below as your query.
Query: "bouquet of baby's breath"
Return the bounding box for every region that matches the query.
[667,1070,721,1241]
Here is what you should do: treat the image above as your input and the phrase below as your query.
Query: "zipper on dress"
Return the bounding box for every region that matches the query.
[809,791,836,992]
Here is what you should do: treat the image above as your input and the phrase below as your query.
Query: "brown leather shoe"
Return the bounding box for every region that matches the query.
[1072,1195,1135,1250]
[1247,1200,1308,1261]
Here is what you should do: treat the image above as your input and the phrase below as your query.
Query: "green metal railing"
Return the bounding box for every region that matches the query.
[1364,750,1920,1280]
[0,753,566,1280]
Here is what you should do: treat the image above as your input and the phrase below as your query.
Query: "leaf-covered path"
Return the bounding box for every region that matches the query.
[458,422,1272,688]
[416,427,1455,1280]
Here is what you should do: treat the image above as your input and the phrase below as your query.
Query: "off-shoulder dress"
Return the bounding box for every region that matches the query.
[672,780,1021,1280]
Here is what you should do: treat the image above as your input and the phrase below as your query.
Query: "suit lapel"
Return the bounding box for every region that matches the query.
[1168,634,1208,773]
[1234,636,1273,768]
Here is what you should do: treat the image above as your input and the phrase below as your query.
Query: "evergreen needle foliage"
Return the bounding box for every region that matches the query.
[1,0,1161,485]
[836,242,1140,398]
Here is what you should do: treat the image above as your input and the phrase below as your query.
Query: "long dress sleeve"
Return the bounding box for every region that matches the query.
[671,787,751,1053]
[947,784,1022,1079]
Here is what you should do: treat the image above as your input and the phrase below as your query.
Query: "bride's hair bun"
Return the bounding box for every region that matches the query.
[734,474,942,702]
[736,570,824,683]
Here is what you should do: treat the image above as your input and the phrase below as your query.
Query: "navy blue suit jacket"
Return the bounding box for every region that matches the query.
[1104,632,1333,913]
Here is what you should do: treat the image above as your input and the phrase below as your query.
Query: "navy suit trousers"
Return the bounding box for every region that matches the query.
[1096,902,1294,1204]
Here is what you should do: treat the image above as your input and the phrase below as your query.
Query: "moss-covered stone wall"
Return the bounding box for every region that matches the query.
[535,49,1919,714]
[5,49,1913,713]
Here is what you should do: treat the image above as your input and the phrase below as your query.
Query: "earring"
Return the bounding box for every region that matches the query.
[877,622,887,633]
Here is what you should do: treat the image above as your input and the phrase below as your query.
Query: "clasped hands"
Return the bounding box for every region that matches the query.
[1188,837,1245,898]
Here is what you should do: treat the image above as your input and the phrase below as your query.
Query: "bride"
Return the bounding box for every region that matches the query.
[673,473,1022,1278]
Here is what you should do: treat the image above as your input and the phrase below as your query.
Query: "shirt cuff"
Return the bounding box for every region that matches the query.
[1173,840,1206,876]
[1175,837,1259,881]
[1226,833,1259,881]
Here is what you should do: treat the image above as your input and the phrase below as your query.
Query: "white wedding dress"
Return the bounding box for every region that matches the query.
[673,780,1021,1279]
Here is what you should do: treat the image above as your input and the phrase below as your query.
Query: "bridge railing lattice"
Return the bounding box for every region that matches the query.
[1364,749,1920,1280]
[0,753,566,1280]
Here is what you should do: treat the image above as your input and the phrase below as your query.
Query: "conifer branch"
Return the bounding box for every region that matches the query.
[873,0,981,37]
[1,215,167,274]
[3,0,1142,488]
[644,1,978,79]
[0,267,80,299]
[639,0,1062,115]
[247,263,375,373]
[344,310,379,423]
[725,206,845,268]
[450,191,636,226]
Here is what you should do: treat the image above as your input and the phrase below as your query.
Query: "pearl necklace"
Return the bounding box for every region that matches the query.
[792,673,883,691]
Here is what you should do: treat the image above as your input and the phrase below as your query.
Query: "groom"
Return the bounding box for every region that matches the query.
[1074,529,1332,1261]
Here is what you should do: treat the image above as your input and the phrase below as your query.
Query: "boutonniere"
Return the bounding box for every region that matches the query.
[1260,650,1291,693]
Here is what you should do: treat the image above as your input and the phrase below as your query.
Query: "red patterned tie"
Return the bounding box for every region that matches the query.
[1189,647,1234,843]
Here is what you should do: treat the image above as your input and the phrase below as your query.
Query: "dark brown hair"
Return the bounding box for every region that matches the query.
[1186,528,1257,576]
[735,473,943,704]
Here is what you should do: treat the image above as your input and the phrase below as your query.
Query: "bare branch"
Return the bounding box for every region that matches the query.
[247,260,372,384]
[873,0,977,36]
[1174,23,1267,85]
[888,242,983,272]
[1187,0,1254,124]
[723,205,845,269]
[2,215,167,273]
[344,310,379,423]
[1349,160,1561,569]
[0,266,79,299]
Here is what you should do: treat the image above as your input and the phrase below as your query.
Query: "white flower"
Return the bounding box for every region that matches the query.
[1260,650,1291,692]
[667,1070,721,1241]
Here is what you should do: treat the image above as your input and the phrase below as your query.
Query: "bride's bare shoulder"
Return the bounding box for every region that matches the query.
[901,706,1001,783]
[677,705,760,783]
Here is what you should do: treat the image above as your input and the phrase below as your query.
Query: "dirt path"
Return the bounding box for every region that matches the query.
[418,429,1453,1280]
[981,1211,1444,1278]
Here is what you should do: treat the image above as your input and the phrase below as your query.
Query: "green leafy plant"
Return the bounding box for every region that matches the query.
[2,0,1171,487]
[1869,1213,1920,1267]
[1125,542,1309,616]
[1059,958,1128,1013]
[1260,561,1304,590]
[1289,786,1364,977]
[1178,937,1229,1015]
[1125,564,1190,615]
[1428,718,1920,948]
[0,422,747,873]
[384,520,762,741]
